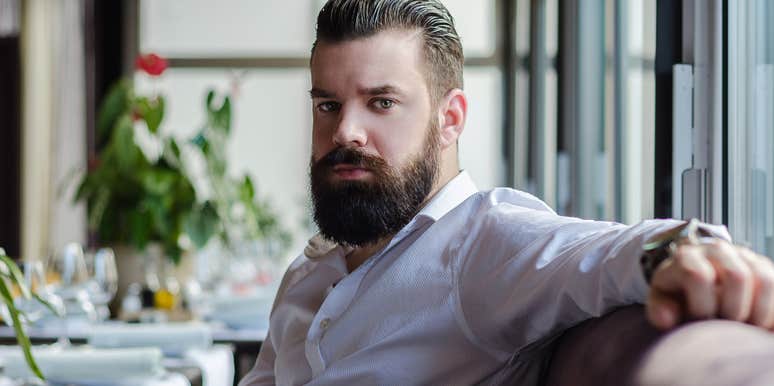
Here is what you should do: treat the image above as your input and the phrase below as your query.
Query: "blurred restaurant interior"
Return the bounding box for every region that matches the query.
[0,0,773,385]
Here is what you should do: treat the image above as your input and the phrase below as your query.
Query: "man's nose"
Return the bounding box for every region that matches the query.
[332,107,367,147]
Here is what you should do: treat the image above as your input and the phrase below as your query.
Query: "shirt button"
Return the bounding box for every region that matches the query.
[319,318,331,330]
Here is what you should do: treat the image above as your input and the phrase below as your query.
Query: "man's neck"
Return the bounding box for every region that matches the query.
[346,237,392,273]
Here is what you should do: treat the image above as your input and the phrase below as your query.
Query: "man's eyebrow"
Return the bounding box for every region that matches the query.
[360,85,403,96]
[309,85,405,98]
[309,88,336,98]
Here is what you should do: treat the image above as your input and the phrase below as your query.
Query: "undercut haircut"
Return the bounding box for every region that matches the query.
[313,0,464,103]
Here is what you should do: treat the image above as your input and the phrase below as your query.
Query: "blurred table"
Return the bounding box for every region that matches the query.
[0,324,267,386]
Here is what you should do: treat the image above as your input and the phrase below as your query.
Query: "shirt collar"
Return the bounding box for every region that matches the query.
[415,170,478,222]
[304,171,478,262]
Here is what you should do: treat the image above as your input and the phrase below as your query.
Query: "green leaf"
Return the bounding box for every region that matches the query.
[137,96,165,134]
[111,116,144,171]
[168,138,181,160]
[145,197,172,237]
[240,176,256,202]
[87,187,111,232]
[214,96,231,134]
[0,255,29,299]
[0,279,45,379]
[205,90,215,110]
[97,80,131,144]
[166,242,182,265]
[161,138,183,169]
[141,170,175,196]
[183,201,219,249]
[31,292,62,318]
[128,209,152,250]
[205,91,231,134]
[190,132,210,155]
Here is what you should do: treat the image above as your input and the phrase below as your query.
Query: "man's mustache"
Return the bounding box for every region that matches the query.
[314,147,387,170]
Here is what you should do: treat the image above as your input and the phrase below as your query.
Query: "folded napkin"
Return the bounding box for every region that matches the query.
[206,295,273,330]
[88,323,213,356]
[0,346,164,383]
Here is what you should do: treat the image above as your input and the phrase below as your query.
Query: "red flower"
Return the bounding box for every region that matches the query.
[135,53,168,76]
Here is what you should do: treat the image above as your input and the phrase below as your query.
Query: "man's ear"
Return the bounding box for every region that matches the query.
[436,89,467,149]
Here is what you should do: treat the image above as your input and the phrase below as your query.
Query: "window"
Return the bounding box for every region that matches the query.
[135,0,507,258]
[515,0,656,223]
[728,0,774,255]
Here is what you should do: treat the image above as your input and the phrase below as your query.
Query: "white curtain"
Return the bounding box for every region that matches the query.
[21,0,87,262]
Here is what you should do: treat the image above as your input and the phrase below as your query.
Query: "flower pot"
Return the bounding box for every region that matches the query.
[109,243,193,318]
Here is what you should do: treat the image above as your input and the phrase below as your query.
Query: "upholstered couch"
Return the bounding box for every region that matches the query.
[542,305,774,386]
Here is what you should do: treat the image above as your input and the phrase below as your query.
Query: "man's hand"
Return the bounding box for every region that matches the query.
[646,240,774,330]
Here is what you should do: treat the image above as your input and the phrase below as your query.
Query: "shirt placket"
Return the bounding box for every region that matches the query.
[304,221,429,375]
[304,255,376,376]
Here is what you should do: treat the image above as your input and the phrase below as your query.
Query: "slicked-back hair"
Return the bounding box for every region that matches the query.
[313,0,464,103]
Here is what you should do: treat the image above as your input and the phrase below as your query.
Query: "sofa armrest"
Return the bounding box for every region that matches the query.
[543,305,774,386]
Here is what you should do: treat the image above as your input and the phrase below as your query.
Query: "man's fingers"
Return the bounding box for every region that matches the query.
[651,245,717,319]
[705,241,754,321]
[646,291,682,330]
[738,247,774,328]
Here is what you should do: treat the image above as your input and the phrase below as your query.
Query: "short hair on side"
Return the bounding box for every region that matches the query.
[313,0,464,103]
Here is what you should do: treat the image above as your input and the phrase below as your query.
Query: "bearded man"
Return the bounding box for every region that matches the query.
[239,1,774,385]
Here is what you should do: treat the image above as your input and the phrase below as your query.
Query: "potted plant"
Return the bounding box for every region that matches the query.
[74,53,289,295]
[75,54,196,264]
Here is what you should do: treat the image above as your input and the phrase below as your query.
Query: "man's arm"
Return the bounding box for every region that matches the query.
[238,332,277,386]
[454,208,684,355]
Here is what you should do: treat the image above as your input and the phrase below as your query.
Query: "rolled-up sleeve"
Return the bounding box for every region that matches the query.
[453,201,724,356]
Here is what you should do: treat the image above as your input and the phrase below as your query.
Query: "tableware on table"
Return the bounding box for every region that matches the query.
[1,261,65,328]
[46,243,98,344]
[85,248,118,321]
[88,322,212,357]
[0,346,165,385]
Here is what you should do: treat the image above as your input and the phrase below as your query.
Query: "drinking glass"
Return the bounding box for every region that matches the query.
[0,260,65,328]
[47,243,97,340]
[85,248,118,321]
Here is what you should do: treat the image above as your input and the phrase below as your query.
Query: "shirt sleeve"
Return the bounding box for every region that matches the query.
[453,202,730,356]
[238,331,277,386]
[238,253,310,386]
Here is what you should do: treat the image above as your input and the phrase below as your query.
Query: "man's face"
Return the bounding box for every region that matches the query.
[309,29,440,246]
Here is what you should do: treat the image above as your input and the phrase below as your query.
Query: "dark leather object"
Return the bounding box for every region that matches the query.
[543,305,774,386]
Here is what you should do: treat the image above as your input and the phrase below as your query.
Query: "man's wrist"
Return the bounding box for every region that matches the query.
[640,219,719,283]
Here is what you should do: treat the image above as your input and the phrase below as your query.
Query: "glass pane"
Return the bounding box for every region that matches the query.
[442,0,497,57]
[459,67,505,190]
[140,0,495,59]
[619,0,656,223]
[543,0,654,221]
[139,0,318,57]
[135,69,314,257]
[729,0,774,256]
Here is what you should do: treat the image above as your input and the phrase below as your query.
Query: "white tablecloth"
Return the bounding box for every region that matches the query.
[0,346,190,386]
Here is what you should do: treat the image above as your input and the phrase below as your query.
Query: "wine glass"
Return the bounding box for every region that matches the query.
[0,260,65,328]
[47,243,97,342]
[85,248,118,321]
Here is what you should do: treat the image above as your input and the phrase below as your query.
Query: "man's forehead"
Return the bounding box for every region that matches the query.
[310,29,428,96]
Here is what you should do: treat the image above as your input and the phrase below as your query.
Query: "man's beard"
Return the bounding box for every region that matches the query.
[310,126,440,247]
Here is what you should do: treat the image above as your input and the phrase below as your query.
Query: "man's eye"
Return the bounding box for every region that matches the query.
[374,99,395,109]
[317,101,340,112]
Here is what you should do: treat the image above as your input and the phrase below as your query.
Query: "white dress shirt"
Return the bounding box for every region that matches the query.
[239,171,729,386]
